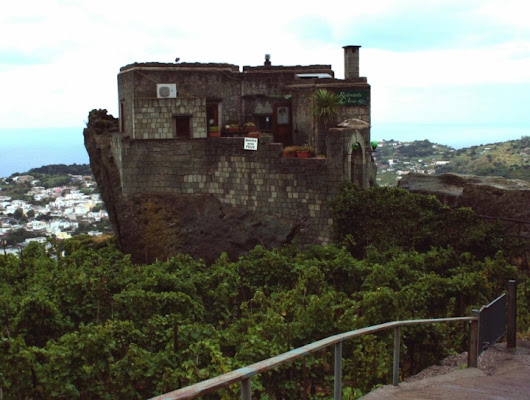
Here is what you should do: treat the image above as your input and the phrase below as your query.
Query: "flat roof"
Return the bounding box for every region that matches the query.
[296,73,333,79]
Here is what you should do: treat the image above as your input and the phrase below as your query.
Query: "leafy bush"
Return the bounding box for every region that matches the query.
[329,182,508,259]
[0,206,527,398]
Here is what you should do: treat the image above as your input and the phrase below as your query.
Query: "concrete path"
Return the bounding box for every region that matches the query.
[360,342,530,400]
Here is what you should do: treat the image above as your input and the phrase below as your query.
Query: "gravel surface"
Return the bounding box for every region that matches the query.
[405,339,530,382]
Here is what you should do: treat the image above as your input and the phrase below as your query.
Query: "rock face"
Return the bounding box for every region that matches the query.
[84,110,298,265]
[398,173,530,221]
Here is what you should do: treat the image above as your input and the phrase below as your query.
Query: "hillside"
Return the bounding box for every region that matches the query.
[374,136,530,186]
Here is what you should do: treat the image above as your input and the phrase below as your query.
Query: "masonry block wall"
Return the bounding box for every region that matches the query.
[119,63,345,142]
[115,131,366,245]
[132,98,207,139]
[118,64,242,135]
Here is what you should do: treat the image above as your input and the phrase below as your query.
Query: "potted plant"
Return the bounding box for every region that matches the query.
[208,126,220,137]
[259,132,272,144]
[225,122,240,133]
[244,122,256,132]
[247,131,260,138]
[296,145,314,158]
[282,146,298,158]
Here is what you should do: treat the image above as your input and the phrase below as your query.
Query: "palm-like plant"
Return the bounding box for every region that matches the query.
[311,89,340,148]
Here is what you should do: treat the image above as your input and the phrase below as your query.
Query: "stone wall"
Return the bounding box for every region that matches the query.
[115,131,367,245]
[132,98,207,139]
[84,110,376,263]
[118,64,370,145]
[118,66,242,135]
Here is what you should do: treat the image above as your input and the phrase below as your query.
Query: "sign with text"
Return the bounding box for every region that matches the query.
[337,90,369,106]
[244,137,258,151]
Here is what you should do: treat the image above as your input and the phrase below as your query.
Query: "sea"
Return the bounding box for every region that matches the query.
[0,127,89,178]
[0,123,528,178]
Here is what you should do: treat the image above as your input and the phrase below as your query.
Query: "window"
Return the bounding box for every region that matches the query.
[120,102,125,132]
[256,115,272,131]
[173,116,191,138]
[206,103,219,128]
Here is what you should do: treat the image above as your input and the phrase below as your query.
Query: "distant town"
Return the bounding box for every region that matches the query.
[0,172,110,255]
[373,139,452,186]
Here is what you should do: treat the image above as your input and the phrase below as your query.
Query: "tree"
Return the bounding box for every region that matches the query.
[311,89,340,149]
[5,228,38,245]
[12,208,26,221]
[36,213,53,222]
[328,181,508,259]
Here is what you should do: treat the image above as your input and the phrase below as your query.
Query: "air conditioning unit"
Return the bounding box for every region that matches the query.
[157,84,177,98]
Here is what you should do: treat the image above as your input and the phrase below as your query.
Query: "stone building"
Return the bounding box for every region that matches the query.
[118,45,371,153]
[84,45,377,264]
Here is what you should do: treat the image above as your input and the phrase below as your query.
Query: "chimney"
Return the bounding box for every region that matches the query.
[343,45,361,79]
[264,54,271,67]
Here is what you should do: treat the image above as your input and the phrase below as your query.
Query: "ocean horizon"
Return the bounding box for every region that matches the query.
[0,124,528,178]
[0,127,89,178]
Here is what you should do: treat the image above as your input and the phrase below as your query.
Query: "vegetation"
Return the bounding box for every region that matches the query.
[27,164,92,176]
[73,220,113,236]
[2,228,40,246]
[312,89,340,148]
[437,136,530,179]
[329,182,507,260]
[312,89,340,125]
[374,136,530,186]
[1,164,94,197]
[1,185,528,399]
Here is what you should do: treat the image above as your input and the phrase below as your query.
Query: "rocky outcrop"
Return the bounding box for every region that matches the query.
[83,110,298,265]
[398,173,530,221]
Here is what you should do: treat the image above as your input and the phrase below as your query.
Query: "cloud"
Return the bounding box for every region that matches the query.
[0,0,529,134]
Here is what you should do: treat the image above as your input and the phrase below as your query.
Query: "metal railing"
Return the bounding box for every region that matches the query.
[150,316,478,400]
[476,293,506,354]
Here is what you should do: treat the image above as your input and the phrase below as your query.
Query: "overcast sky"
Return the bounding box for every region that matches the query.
[1,0,529,142]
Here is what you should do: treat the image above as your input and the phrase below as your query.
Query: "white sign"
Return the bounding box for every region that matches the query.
[244,137,258,151]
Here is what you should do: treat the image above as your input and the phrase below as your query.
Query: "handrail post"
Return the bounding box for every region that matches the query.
[334,341,343,400]
[468,310,479,368]
[507,280,517,348]
[393,325,400,386]
[241,378,251,400]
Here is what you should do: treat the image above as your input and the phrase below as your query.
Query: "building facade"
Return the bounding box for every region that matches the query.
[118,45,370,152]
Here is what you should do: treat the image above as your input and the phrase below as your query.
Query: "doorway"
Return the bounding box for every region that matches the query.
[273,104,292,145]
[173,116,191,138]
[206,103,219,130]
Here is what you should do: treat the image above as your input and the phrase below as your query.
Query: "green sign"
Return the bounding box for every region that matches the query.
[337,90,369,106]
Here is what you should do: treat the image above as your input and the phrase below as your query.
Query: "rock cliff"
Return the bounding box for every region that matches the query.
[398,172,530,221]
[83,110,297,265]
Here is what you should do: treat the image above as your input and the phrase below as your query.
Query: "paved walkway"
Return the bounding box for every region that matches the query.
[360,342,530,400]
